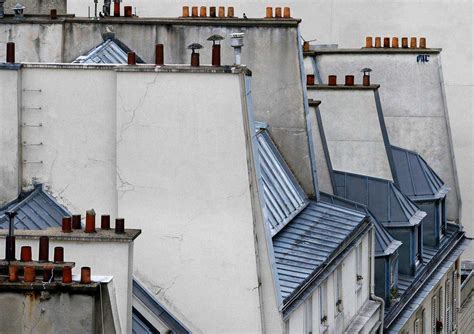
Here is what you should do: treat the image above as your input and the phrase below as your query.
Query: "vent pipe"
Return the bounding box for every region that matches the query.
[230,32,244,65]
[5,211,17,260]
[12,3,25,19]
[6,42,15,64]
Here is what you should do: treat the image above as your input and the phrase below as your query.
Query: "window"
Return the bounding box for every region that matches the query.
[431,295,437,334]
[446,278,452,332]
[334,266,343,314]
[414,318,421,334]
[319,282,328,326]
[356,243,363,277]
[304,296,313,334]
[452,270,458,330]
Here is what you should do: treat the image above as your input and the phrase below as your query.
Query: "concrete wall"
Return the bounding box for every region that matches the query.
[312,51,460,228]
[287,232,373,333]
[20,65,118,215]
[0,229,135,333]
[4,0,67,15]
[308,87,393,181]
[115,69,265,333]
[0,19,314,198]
[0,66,21,205]
[0,291,97,333]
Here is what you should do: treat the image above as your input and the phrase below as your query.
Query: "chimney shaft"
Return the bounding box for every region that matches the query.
[410,37,417,48]
[39,236,49,262]
[6,42,15,64]
[5,236,15,260]
[191,6,198,17]
[363,75,370,86]
[191,52,200,67]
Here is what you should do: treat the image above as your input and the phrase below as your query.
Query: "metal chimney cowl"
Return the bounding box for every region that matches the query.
[230,32,244,65]
[12,3,25,19]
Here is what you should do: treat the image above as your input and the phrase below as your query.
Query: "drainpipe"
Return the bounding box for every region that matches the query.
[369,227,385,333]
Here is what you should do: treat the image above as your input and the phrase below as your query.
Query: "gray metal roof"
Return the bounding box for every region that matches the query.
[133,279,190,334]
[320,192,401,257]
[132,309,158,334]
[387,236,470,333]
[256,129,308,236]
[333,171,426,227]
[73,38,145,64]
[272,200,367,300]
[0,185,69,230]
[391,146,449,201]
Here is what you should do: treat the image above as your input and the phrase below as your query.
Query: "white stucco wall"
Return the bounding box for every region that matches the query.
[308,88,393,181]
[115,69,264,333]
[0,230,135,333]
[287,231,373,334]
[0,68,21,205]
[66,0,473,259]
[20,65,118,216]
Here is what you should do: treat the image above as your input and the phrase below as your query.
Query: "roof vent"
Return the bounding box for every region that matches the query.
[12,3,25,19]
[0,0,6,18]
[230,32,244,65]
[102,26,115,41]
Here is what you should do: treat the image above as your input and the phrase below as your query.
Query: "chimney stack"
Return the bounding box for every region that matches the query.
[101,214,111,229]
[182,6,189,17]
[62,216,72,233]
[20,246,32,262]
[81,267,91,284]
[6,42,15,63]
[85,209,96,233]
[38,236,49,262]
[345,75,355,86]
[72,214,81,229]
[115,218,125,234]
[328,75,337,86]
[365,36,373,48]
[230,33,244,65]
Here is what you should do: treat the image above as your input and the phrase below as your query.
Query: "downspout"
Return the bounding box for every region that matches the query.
[369,226,385,333]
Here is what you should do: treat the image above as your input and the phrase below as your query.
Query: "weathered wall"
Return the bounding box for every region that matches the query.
[307,87,394,182]
[115,69,264,333]
[288,231,373,333]
[20,65,118,216]
[313,52,460,226]
[4,0,67,15]
[0,66,21,206]
[0,229,135,333]
[0,19,314,198]
[0,291,96,333]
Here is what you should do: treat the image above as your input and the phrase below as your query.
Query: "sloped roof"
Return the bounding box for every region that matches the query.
[73,38,145,64]
[256,129,308,236]
[0,185,68,230]
[272,200,367,300]
[391,146,449,201]
[321,192,401,257]
[333,171,426,227]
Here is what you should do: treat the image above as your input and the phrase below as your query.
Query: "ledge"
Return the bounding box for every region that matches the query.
[0,228,141,242]
[307,84,380,90]
[0,16,301,27]
[0,260,75,270]
[308,99,322,107]
[0,281,100,294]
[0,63,22,70]
[304,48,441,56]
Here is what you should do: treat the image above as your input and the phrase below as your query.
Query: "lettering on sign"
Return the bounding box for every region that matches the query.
[417,54,430,63]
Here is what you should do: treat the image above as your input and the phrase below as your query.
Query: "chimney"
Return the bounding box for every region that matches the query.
[303,41,310,52]
[275,7,282,18]
[227,7,234,17]
[345,75,355,86]
[124,5,132,17]
[307,74,315,86]
[200,6,206,17]
[50,9,57,19]
[81,267,91,284]
[20,246,32,262]
[12,3,25,19]
[392,37,399,48]
[374,37,382,48]
[6,42,15,63]
[419,37,426,48]
[114,0,120,17]
[410,37,417,48]
[54,246,64,263]
[182,6,189,17]
[401,37,408,48]
[63,266,72,283]
[383,37,390,48]
[5,211,17,260]
[328,75,337,86]
[43,265,54,282]
[188,43,203,67]
[8,265,18,282]
[24,266,36,282]
[218,6,225,17]
[265,7,273,18]
[209,6,216,17]
[115,218,125,234]
[208,34,224,66]
[362,68,372,86]
[283,7,291,18]
[85,209,96,232]
[38,236,49,262]
[191,6,198,17]
[365,36,373,48]
[101,214,111,229]
[72,214,82,229]
[230,33,244,65]
[62,216,72,233]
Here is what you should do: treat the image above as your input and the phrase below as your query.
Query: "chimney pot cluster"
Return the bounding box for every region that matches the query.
[365,36,427,49]
[265,7,291,18]
[62,211,127,234]
[326,72,373,87]
[182,6,234,18]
